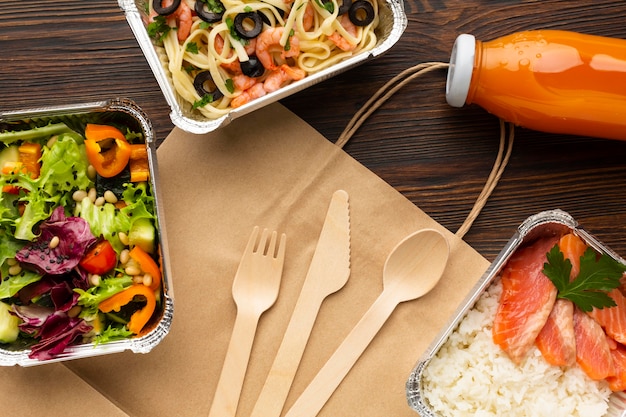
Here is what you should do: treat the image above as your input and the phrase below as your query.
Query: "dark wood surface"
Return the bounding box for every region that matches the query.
[1,0,625,261]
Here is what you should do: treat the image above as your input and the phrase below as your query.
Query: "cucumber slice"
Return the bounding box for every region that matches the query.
[0,301,19,343]
[0,145,19,170]
[129,217,156,254]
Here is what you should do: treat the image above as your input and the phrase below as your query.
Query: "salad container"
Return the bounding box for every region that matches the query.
[117,0,407,134]
[0,98,173,366]
[406,209,626,417]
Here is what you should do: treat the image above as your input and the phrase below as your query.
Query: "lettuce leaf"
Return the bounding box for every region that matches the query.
[75,275,133,318]
[0,133,94,241]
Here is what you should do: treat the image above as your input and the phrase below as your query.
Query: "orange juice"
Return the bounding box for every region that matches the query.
[446,31,626,141]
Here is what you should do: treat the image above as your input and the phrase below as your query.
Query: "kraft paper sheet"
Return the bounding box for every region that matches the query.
[0,103,489,416]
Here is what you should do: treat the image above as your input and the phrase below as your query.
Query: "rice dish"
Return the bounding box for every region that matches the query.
[422,280,612,417]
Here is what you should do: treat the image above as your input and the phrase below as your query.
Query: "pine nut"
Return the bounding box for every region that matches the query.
[142,274,153,287]
[118,232,129,246]
[46,136,58,148]
[125,265,141,276]
[89,274,101,287]
[73,190,88,202]
[104,190,118,204]
[49,235,60,249]
[133,275,144,284]
[95,196,105,206]
[8,264,22,276]
[88,187,97,202]
[87,165,97,180]
[6,258,17,266]
[119,249,130,264]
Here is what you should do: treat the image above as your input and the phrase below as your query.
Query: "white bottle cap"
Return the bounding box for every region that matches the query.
[446,34,476,107]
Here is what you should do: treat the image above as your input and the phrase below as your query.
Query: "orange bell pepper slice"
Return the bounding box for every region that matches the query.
[1,142,42,194]
[129,245,162,291]
[84,124,132,178]
[2,162,24,194]
[18,142,42,179]
[129,144,150,182]
[98,284,156,335]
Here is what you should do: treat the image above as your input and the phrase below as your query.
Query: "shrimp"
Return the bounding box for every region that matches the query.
[172,1,192,42]
[232,74,258,91]
[214,35,242,73]
[255,27,300,70]
[263,64,306,92]
[231,64,305,107]
[329,14,357,51]
[148,0,192,42]
[302,3,314,32]
[231,83,267,108]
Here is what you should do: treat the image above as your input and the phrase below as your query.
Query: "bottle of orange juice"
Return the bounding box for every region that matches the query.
[446,30,626,141]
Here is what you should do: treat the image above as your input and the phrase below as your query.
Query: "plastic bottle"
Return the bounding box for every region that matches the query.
[446,30,626,141]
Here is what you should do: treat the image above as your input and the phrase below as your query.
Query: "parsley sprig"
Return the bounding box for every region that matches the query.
[543,244,626,312]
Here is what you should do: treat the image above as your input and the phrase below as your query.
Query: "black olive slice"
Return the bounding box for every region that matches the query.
[193,71,224,100]
[233,12,263,39]
[348,0,374,26]
[153,0,181,16]
[195,0,225,23]
[338,0,352,15]
[240,56,265,78]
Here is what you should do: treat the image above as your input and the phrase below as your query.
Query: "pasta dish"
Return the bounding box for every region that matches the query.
[145,0,380,119]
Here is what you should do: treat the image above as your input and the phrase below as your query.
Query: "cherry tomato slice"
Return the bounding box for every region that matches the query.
[80,240,117,275]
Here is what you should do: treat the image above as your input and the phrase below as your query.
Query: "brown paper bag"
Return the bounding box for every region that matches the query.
[2,103,489,416]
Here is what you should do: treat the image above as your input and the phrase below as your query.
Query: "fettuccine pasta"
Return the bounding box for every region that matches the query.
[145,0,379,119]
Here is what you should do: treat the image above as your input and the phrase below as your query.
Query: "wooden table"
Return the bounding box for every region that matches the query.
[1,0,625,260]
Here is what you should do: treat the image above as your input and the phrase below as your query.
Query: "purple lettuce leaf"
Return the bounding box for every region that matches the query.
[11,305,92,360]
[15,206,96,275]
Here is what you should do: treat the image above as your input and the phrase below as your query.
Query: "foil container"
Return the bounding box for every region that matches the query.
[406,209,626,417]
[0,98,173,366]
[118,0,407,134]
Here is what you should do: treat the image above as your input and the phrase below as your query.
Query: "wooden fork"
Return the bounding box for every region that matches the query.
[208,226,286,417]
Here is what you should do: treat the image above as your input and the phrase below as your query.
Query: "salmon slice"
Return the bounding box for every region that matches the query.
[558,232,587,280]
[533,233,586,366]
[573,307,615,380]
[589,288,626,345]
[535,298,576,366]
[493,236,559,364]
[607,344,626,391]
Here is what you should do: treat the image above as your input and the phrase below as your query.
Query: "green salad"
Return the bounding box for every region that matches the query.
[0,120,161,360]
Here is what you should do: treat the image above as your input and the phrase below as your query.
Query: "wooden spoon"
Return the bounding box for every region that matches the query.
[283,228,449,417]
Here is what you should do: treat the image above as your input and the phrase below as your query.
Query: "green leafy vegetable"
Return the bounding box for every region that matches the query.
[0,123,75,144]
[225,78,235,93]
[186,42,199,54]
[543,244,626,312]
[75,275,134,318]
[315,0,334,13]
[93,325,133,345]
[192,94,214,109]
[147,15,172,44]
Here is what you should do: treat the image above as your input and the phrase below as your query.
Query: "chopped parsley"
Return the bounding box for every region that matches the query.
[543,244,626,312]
[200,0,226,14]
[146,15,171,44]
[225,17,242,41]
[284,29,295,51]
[186,42,200,54]
[315,0,335,13]
[192,94,215,109]
[224,79,235,93]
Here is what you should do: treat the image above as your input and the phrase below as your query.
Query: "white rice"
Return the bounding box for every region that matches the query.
[422,280,612,417]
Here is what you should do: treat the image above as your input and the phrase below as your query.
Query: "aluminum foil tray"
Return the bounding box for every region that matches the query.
[118,0,407,134]
[0,98,173,366]
[406,209,626,417]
